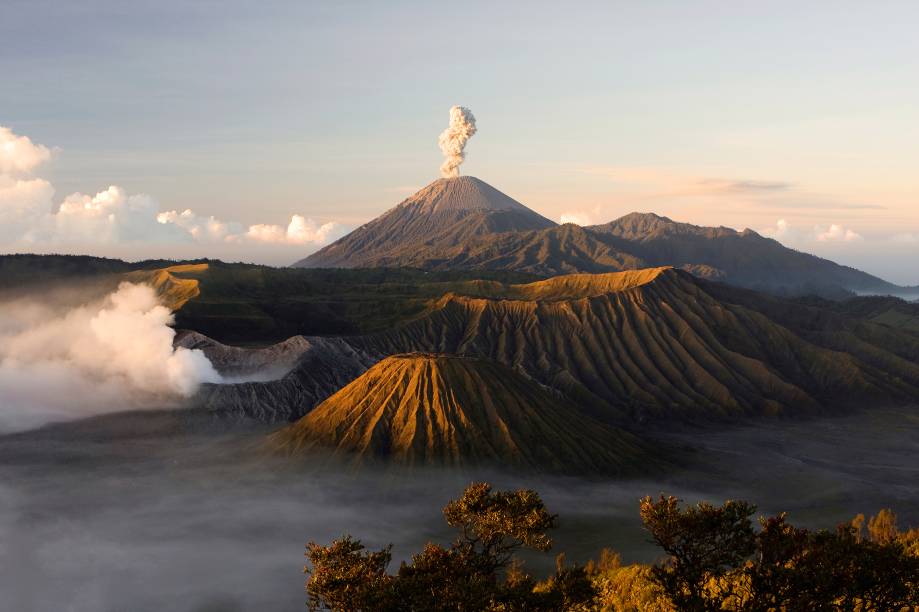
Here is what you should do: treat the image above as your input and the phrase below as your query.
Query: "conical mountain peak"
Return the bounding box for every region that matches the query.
[400,176,533,214]
[268,353,645,473]
[296,176,555,269]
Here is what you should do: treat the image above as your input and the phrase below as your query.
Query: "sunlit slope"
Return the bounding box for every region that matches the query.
[269,353,647,473]
[352,268,919,422]
[126,263,208,310]
[448,267,669,300]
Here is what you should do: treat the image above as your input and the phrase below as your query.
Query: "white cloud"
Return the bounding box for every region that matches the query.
[156,208,241,242]
[890,233,918,244]
[760,218,866,244]
[244,214,345,245]
[0,126,52,175]
[0,175,55,240]
[760,218,793,240]
[815,223,863,243]
[0,125,347,260]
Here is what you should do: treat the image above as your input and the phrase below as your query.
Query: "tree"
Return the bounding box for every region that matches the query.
[304,536,395,611]
[639,495,756,611]
[307,488,919,611]
[305,482,596,611]
[867,507,898,545]
[442,482,557,573]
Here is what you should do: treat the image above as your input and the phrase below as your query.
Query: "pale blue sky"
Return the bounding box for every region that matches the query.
[2,1,918,280]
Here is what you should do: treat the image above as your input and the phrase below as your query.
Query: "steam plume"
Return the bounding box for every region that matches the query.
[0,282,222,433]
[438,106,477,178]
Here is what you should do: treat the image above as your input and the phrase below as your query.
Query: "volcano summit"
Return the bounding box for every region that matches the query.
[295,176,555,269]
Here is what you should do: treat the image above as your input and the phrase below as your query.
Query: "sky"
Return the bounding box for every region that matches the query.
[1,0,917,282]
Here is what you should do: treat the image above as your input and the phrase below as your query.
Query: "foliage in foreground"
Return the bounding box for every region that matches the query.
[305,483,592,610]
[305,483,919,611]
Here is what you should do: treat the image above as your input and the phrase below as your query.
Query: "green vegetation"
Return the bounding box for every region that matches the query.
[174,263,541,343]
[306,484,919,611]
[0,255,539,343]
[305,483,594,611]
[801,295,919,334]
[0,253,141,289]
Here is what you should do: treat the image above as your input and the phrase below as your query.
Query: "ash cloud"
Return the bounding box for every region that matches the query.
[438,106,477,178]
[0,282,221,433]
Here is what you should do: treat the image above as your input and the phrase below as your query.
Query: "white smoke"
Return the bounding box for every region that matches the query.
[0,282,222,433]
[437,106,477,178]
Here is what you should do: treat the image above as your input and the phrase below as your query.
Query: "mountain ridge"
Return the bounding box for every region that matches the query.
[295,177,899,296]
[192,266,919,426]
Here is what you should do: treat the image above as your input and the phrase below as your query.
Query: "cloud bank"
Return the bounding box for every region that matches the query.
[760,219,863,244]
[0,125,347,262]
[815,224,863,243]
[0,282,221,433]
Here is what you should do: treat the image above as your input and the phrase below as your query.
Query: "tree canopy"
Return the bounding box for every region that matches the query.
[304,484,919,611]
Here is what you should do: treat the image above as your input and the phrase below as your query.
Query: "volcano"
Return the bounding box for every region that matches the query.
[294,176,556,269]
[267,353,647,473]
[294,177,900,296]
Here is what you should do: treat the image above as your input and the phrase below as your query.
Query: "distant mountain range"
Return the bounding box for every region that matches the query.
[297,176,900,297]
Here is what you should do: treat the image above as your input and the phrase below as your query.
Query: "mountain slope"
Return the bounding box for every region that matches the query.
[371,222,648,275]
[350,268,919,423]
[293,175,899,295]
[181,266,919,427]
[174,330,314,379]
[268,353,647,473]
[589,212,894,294]
[191,336,378,422]
[296,177,555,268]
[128,263,209,310]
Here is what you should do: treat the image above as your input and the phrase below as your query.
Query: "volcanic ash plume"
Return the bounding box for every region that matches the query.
[438,106,477,178]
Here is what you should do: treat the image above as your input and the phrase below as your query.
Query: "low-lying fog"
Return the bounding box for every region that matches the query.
[1,406,917,612]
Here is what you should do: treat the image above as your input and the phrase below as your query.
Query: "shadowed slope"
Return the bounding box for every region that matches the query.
[296,180,899,294]
[191,337,378,422]
[269,353,647,474]
[390,222,647,275]
[174,330,313,378]
[589,212,894,294]
[396,213,897,295]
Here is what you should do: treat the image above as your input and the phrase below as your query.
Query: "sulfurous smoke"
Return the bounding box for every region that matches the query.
[437,106,477,178]
[0,282,221,433]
